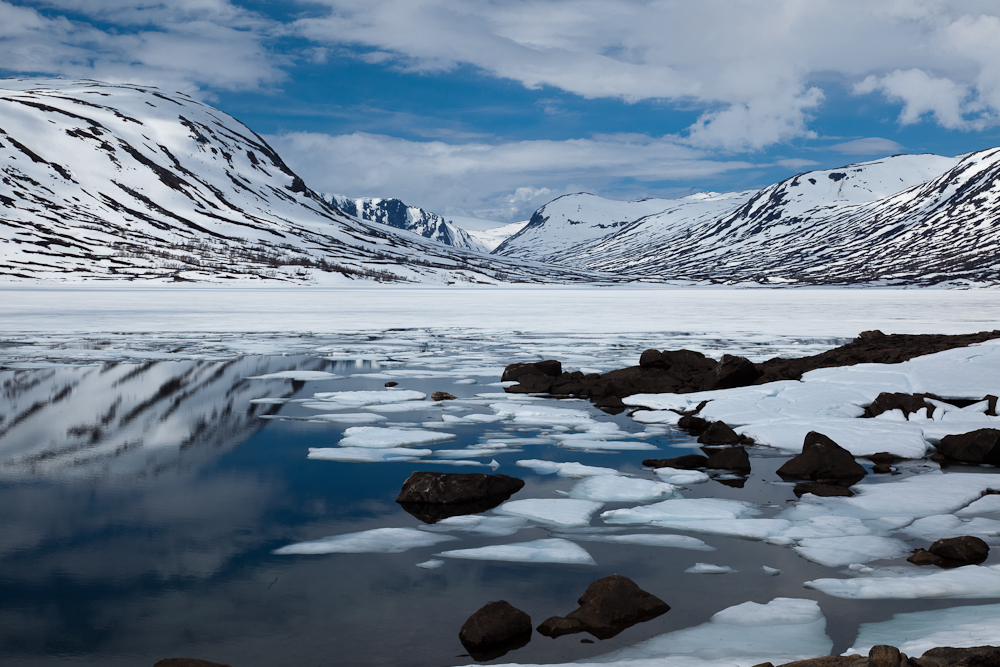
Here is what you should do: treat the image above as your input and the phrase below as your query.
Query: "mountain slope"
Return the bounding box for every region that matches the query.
[327,194,487,252]
[497,152,1000,285]
[0,79,614,284]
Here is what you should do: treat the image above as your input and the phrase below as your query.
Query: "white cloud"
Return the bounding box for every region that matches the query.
[267,131,753,220]
[0,1,285,96]
[295,1,1000,145]
[829,138,905,155]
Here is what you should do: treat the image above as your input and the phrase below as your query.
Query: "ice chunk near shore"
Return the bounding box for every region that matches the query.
[274,527,457,555]
[338,426,456,448]
[630,410,682,425]
[438,538,596,565]
[516,459,623,478]
[847,603,1000,656]
[686,563,736,574]
[248,370,341,381]
[602,498,759,525]
[899,514,1000,541]
[557,532,715,550]
[301,389,426,409]
[420,515,528,537]
[593,597,832,666]
[793,536,911,567]
[806,564,1000,599]
[497,498,604,527]
[654,468,710,485]
[307,447,431,462]
[416,559,445,569]
[738,419,928,458]
[569,476,677,502]
[957,494,1000,516]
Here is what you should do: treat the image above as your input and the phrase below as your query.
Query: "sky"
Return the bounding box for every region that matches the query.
[4,1,1000,223]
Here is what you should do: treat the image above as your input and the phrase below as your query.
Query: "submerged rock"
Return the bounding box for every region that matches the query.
[459,600,532,661]
[938,429,1000,465]
[536,574,669,640]
[396,472,525,523]
[704,446,752,473]
[776,432,867,486]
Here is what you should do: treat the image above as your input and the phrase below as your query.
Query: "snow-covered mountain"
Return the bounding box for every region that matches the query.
[0,79,613,284]
[495,152,1000,285]
[326,194,487,252]
[464,220,530,252]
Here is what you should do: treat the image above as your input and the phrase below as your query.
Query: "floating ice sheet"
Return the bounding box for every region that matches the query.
[308,413,386,424]
[957,494,1000,516]
[792,536,911,567]
[338,427,456,448]
[602,498,759,525]
[302,389,426,410]
[438,538,596,565]
[416,559,445,570]
[847,603,1000,656]
[419,515,529,537]
[899,514,1000,540]
[248,370,341,381]
[497,498,604,527]
[557,532,714,550]
[806,564,1000,599]
[516,459,623,478]
[654,467,710,485]
[686,563,736,574]
[592,597,832,667]
[569,476,677,503]
[307,447,431,462]
[273,527,457,555]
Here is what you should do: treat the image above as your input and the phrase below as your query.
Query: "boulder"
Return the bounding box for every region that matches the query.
[938,429,1000,465]
[459,600,532,661]
[677,415,710,435]
[431,391,457,401]
[384,381,398,387]
[704,446,751,473]
[702,354,762,391]
[642,454,708,470]
[930,536,989,565]
[869,645,902,667]
[153,661,232,667]
[864,393,938,419]
[918,647,1000,667]
[536,574,669,640]
[396,472,525,523]
[776,432,867,486]
[502,360,562,383]
[872,464,893,475]
[697,421,742,445]
[776,656,866,667]
[869,452,896,465]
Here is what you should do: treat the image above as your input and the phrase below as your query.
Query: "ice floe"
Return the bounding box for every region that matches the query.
[273,527,457,555]
[847,603,1000,656]
[568,476,677,502]
[338,427,456,448]
[557,532,714,550]
[792,536,911,567]
[438,538,597,565]
[419,515,529,537]
[247,370,341,381]
[497,498,604,527]
[516,459,623,478]
[307,447,431,462]
[301,389,426,410]
[763,566,782,576]
[308,413,386,424]
[415,559,445,569]
[957,494,1000,516]
[592,597,832,667]
[654,467,711,485]
[602,498,760,525]
[806,564,1000,599]
[686,563,736,574]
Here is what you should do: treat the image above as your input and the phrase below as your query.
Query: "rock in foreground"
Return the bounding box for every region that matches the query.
[396,472,525,523]
[537,574,669,640]
[938,429,1000,465]
[459,600,532,661]
[776,432,867,486]
[908,535,990,568]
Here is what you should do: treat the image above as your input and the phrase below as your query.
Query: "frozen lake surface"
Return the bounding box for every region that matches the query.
[3,286,1000,667]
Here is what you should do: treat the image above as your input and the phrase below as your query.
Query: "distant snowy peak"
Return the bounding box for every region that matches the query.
[464,220,529,252]
[327,195,487,253]
[495,190,755,262]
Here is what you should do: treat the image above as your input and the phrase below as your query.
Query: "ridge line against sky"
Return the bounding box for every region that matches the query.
[3,0,1000,221]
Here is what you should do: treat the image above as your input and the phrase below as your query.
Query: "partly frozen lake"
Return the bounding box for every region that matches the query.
[3,286,1000,667]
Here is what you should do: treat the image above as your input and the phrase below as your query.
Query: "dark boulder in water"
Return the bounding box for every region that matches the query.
[459,600,532,661]
[396,472,524,523]
[938,429,1000,465]
[776,432,867,486]
[536,574,669,640]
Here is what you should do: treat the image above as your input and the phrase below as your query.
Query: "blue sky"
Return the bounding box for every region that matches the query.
[4,1,1000,222]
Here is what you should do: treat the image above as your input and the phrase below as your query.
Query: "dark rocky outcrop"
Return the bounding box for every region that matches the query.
[917,646,1000,667]
[776,655,866,667]
[396,472,525,523]
[705,446,752,473]
[678,414,711,435]
[698,421,743,445]
[864,392,939,419]
[938,429,1000,465]
[770,646,1000,667]
[459,600,532,661]
[908,536,990,568]
[502,332,1000,405]
[384,381,398,387]
[869,645,903,667]
[536,574,669,640]
[153,660,232,667]
[777,432,867,486]
[642,454,709,470]
[431,391,457,401]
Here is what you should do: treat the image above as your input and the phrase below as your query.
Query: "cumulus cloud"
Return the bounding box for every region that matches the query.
[295,1,1000,145]
[0,0,285,95]
[267,131,753,220]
